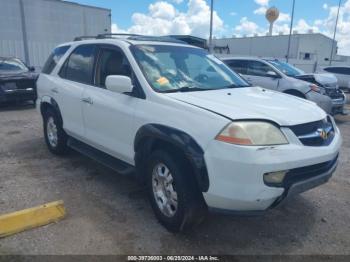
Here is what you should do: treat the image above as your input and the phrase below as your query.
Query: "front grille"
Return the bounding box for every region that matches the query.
[289,117,335,146]
[326,88,344,100]
[283,155,338,188]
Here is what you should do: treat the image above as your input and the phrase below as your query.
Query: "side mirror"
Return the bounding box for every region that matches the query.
[105,75,133,94]
[267,71,279,78]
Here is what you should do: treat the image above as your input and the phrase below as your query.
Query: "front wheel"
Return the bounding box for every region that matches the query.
[147,150,207,232]
[43,108,69,155]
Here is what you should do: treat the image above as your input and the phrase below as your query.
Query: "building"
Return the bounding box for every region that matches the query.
[0,0,111,68]
[212,33,350,72]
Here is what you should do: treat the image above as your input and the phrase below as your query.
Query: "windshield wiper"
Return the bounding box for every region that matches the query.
[222,84,250,89]
[163,86,208,93]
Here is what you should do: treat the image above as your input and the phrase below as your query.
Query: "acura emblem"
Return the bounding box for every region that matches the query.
[317,128,328,140]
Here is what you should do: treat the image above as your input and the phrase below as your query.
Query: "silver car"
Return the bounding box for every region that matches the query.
[321,66,350,92]
[267,60,346,115]
[222,57,339,115]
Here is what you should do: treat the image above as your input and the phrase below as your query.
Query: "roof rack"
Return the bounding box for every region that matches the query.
[73,34,186,44]
[73,36,98,41]
[96,33,141,39]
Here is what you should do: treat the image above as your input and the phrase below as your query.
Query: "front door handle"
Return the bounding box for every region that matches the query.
[81,97,93,105]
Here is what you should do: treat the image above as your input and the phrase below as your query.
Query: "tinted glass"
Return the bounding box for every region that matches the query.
[131,45,249,93]
[324,67,350,75]
[61,45,96,85]
[0,58,28,73]
[246,61,274,77]
[226,60,248,74]
[96,48,132,87]
[42,45,70,74]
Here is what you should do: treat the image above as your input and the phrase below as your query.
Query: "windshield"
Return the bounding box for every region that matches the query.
[131,45,250,93]
[0,58,28,73]
[267,60,304,77]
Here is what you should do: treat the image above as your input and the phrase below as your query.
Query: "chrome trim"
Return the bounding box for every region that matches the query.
[297,125,333,140]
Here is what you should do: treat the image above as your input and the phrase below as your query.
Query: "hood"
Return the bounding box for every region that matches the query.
[285,75,313,89]
[296,73,338,88]
[165,87,326,126]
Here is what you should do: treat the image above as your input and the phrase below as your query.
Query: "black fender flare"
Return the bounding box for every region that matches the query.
[40,97,64,126]
[134,124,209,192]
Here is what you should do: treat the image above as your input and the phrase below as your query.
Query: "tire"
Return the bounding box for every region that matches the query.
[43,108,69,155]
[147,150,207,232]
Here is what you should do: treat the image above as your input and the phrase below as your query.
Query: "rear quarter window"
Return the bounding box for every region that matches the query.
[225,60,248,74]
[41,45,70,74]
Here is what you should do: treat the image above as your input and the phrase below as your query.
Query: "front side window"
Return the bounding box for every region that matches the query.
[42,45,70,74]
[60,45,96,85]
[95,48,132,88]
[246,61,276,77]
[0,58,28,74]
[131,45,249,93]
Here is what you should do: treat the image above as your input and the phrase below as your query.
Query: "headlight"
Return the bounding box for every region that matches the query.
[215,121,288,146]
[310,84,326,95]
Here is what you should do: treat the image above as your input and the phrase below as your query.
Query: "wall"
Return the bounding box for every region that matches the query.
[0,0,111,68]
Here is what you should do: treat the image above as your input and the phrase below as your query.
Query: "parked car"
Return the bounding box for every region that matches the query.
[37,35,341,232]
[321,66,350,92]
[265,59,346,115]
[222,57,335,115]
[0,57,38,105]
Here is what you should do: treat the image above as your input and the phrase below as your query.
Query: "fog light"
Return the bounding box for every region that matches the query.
[264,170,288,185]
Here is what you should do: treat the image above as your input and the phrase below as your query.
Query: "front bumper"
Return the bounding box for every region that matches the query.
[330,91,347,115]
[306,91,333,114]
[0,88,36,103]
[203,124,342,212]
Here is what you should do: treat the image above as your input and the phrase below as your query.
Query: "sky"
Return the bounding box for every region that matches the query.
[70,0,350,55]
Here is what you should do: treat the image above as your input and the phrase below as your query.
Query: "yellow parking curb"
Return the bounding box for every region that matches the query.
[0,201,66,238]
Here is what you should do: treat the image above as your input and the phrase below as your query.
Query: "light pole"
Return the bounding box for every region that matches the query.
[329,0,342,66]
[209,0,214,53]
[286,0,296,63]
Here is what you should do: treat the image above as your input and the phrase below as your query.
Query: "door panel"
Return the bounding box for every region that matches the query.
[53,78,86,138]
[244,61,279,90]
[54,44,97,139]
[244,75,279,90]
[82,45,137,164]
[82,87,136,163]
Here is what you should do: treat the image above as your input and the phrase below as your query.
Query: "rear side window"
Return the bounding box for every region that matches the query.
[226,60,248,74]
[246,61,274,77]
[324,67,350,75]
[42,45,70,74]
[59,45,97,85]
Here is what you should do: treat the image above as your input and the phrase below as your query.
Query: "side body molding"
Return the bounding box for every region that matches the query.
[134,124,209,192]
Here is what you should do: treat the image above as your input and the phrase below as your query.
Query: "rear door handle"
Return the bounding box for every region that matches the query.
[51,88,59,94]
[81,97,93,105]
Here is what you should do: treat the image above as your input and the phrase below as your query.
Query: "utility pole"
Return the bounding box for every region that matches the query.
[209,0,214,53]
[19,0,30,65]
[329,0,342,66]
[286,0,296,63]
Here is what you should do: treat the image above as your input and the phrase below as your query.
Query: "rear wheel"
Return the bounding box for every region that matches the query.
[147,150,207,232]
[43,108,69,155]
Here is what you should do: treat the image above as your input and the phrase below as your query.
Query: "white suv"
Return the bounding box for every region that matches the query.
[37,35,341,232]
